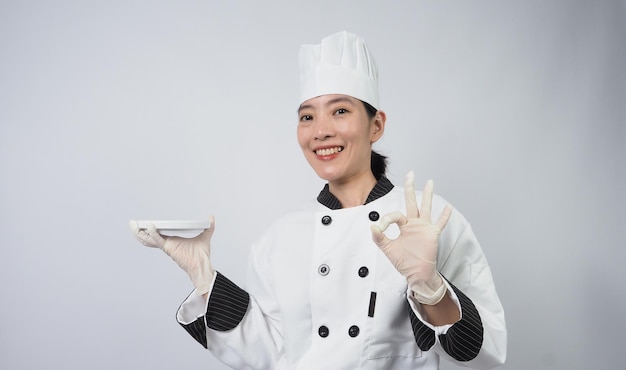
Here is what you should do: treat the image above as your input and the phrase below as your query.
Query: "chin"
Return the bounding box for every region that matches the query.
[311,167,340,182]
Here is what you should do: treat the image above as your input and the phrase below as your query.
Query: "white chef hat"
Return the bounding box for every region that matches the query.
[299,31,379,110]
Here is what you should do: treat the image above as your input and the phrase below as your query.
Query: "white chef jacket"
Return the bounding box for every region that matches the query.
[177,177,507,369]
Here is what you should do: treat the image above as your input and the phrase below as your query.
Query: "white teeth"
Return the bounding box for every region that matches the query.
[315,147,343,156]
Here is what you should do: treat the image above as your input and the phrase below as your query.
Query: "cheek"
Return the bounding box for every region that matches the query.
[296,127,308,151]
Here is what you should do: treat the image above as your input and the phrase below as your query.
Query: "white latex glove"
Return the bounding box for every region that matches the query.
[129,217,215,295]
[371,172,453,305]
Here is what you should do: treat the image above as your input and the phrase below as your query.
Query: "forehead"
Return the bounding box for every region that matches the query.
[298,94,359,112]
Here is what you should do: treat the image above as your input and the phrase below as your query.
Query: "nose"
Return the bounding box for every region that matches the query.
[314,116,335,141]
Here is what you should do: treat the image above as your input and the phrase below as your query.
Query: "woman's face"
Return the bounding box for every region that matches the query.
[297,94,385,184]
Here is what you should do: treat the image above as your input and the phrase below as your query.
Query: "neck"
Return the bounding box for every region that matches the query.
[328,171,378,208]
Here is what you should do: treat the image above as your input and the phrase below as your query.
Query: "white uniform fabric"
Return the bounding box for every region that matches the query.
[177,185,507,369]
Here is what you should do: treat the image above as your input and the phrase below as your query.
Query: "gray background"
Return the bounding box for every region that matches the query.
[1,1,624,369]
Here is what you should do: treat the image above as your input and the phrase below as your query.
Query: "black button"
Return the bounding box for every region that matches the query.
[348,325,360,337]
[321,215,332,225]
[318,264,330,276]
[318,325,329,338]
[368,211,379,221]
[358,266,369,278]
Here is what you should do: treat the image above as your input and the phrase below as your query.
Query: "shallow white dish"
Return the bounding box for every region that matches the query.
[136,220,212,234]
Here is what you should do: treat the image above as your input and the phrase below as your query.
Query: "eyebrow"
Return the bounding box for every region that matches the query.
[297,96,356,114]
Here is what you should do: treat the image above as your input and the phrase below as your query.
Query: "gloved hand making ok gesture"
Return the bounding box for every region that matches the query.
[129,217,215,296]
[371,172,453,305]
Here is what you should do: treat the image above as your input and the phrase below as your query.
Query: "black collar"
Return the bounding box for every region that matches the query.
[317,176,395,210]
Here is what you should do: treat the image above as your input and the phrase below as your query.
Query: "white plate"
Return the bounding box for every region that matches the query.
[136,220,212,234]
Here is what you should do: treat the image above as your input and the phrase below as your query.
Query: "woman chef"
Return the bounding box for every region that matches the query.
[130,31,507,369]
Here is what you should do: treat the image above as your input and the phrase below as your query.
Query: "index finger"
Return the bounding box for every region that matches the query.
[405,171,419,218]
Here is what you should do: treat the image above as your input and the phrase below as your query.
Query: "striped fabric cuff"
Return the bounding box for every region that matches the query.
[205,272,250,331]
[409,280,483,361]
[438,283,483,361]
[180,316,208,348]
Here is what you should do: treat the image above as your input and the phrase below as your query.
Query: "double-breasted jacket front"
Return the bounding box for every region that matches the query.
[176,178,507,369]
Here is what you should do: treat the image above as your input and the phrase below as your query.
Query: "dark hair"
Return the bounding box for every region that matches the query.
[361,100,388,180]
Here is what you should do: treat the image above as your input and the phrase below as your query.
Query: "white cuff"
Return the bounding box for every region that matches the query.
[176,272,218,324]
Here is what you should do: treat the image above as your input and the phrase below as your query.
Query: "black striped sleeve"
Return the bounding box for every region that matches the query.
[408,280,484,361]
[205,272,250,331]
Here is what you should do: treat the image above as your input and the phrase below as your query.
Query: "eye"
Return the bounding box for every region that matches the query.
[334,108,348,115]
[300,114,313,122]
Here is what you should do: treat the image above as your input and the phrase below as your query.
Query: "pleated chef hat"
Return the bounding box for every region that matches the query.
[299,31,379,109]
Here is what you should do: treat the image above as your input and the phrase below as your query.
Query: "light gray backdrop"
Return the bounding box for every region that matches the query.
[1,1,624,369]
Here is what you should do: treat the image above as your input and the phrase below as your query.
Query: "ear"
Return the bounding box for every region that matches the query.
[370,110,386,144]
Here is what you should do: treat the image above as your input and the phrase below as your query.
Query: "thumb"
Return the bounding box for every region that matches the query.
[198,215,216,243]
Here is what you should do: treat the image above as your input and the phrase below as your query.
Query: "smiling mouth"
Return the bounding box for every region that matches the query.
[315,146,344,156]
